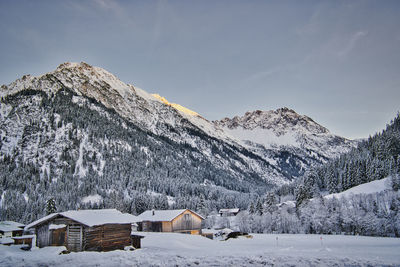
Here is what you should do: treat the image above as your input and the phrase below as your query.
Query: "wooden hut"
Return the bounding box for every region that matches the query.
[12,235,35,249]
[218,208,240,217]
[137,209,204,235]
[25,209,140,252]
[0,221,25,238]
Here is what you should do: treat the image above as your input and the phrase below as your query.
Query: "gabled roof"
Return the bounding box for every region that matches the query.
[0,221,25,232]
[137,209,204,222]
[25,209,138,230]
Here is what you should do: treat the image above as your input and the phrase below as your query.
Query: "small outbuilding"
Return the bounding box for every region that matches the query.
[218,208,240,217]
[137,209,204,235]
[0,221,25,238]
[25,209,140,252]
[12,235,35,249]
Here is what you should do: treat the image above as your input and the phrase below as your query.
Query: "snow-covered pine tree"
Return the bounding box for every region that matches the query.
[255,198,264,215]
[248,202,255,214]
[46,197,57,215]
[264,192,277,214]
[295,184,312,208]
[391,173,400,191]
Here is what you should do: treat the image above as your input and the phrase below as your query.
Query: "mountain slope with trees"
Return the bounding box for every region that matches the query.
[227,114,400,237]
[300,113,400,197]
[0,62,360,224]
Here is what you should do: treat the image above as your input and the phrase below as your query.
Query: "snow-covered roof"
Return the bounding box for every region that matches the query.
[0,221,25,232]
[138,209,204,222]
[25,209,139,230]
[219,208,240,213]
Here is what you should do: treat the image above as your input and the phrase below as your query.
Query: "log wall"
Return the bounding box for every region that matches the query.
[84,224,132,251]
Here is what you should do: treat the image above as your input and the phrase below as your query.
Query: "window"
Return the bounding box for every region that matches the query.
[184,214,191,221]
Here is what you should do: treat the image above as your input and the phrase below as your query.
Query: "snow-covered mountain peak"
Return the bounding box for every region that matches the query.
[55,61,82,70]
[216,107,329,136]
[1,62,237,148]
[1,62,132,98]
[214,108,355,160]
[52,61,137,97]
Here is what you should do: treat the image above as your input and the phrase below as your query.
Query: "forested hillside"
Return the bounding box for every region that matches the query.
[229,186,400,237]
[230,114,400,237]
[300,113,400,196]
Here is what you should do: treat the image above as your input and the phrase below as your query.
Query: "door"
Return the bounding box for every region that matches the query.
[51,229,66,246]
[37,225,50,247]
[67,225,82,251]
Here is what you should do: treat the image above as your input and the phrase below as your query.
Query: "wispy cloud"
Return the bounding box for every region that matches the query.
[67,0,135,27]
[92,0,113,9]
[92,0,122,14]
[337,31,368,57]
[296,5,323,36]
[245,54,313,83]
[246,66,285,81]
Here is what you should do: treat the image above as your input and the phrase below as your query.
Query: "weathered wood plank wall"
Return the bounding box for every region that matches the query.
[172,210,202,232]
[36,223,50,248]
[84,224,132,251]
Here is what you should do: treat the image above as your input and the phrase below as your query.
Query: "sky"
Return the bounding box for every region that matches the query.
[0,0,399,139]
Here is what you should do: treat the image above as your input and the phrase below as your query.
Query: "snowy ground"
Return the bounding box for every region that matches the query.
[324,176,392,199]
[1,233,400,266]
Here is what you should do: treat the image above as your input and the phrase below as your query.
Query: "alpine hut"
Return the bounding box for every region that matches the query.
[0,221,25,245]
[137,209,204,235]
[25,209,140,252]
[218,208,240,217]
[0,221,24,238]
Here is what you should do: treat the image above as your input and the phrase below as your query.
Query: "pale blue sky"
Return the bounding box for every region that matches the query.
[1,0,399,139]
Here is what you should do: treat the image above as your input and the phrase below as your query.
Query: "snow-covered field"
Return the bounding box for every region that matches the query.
[1,233,400,266]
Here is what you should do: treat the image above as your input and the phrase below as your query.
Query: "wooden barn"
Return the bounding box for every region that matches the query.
[137,209,204,235]
[25,209,140,252]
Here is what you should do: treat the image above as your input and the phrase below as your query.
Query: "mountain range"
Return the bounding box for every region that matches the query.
[0,62,355,222]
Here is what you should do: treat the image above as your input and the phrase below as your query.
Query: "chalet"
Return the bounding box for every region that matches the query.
[137,209,204,235]
[219,208,240,217]
[25,209,141,252]
[0,221,25,246]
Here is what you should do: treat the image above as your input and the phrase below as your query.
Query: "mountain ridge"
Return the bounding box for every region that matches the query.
[0,62,356,182]
[214,108,355,161]
[0,62,357,223]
